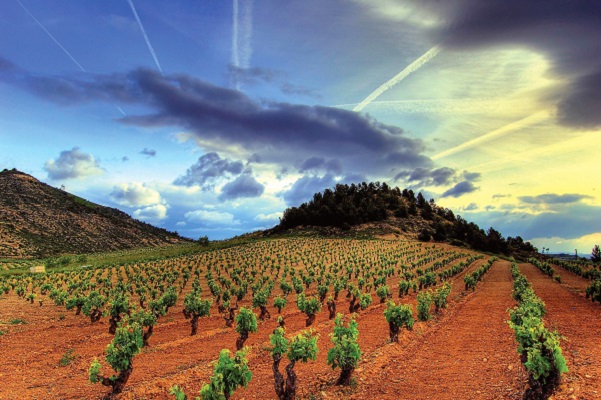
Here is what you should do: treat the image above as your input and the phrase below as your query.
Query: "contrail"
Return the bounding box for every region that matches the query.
[127,0,163,75]
[231,0,253,89]
[15,0,85,72]
[232,0,239,69]
[15,0,127,116]
[353,45,441,112]
[431,111,549,161]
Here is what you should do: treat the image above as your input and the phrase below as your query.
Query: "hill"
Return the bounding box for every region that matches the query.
[0,168,190,258]
[270,181,536,258]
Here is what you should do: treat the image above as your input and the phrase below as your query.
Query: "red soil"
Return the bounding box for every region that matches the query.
[0,254,486,399]
[340,260,526,400]
[520,263,601,400]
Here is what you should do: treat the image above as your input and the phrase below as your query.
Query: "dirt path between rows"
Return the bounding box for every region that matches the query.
[520,263,601,400]
[342,260,525,400]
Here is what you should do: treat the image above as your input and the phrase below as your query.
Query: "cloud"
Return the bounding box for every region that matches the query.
[282,174,337,206]
[463,203,478,211]
[492,193,511,199]
[254,212,283,222]
[0,62,432,180]
[299,157,343,175]
[110,182,162,207]
[465,204,601,242]
[425,0,601,129]
[441,181,478,198]
[219,174,264,201]
[44,147,104,180]
[227,65,278,85]
[133,203,168,221]
[140,148,156,157]
[394,167,479,188]
[184,209,239,226]
[227,65,319,98]
[518,193,594,206]
[174,152,244,189]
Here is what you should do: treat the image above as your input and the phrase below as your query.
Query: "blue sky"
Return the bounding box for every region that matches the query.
[1,0,600,254]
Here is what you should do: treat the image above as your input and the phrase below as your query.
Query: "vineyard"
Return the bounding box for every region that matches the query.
[0,237,599,399]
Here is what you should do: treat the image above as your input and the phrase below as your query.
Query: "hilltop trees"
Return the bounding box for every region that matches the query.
[592,245,601,263]
[275,182,536,257]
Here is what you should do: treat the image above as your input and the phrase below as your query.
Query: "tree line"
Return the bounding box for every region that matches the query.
[275,182,536,257]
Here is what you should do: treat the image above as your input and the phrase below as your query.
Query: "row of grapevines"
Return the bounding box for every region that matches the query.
[508,262,568,399]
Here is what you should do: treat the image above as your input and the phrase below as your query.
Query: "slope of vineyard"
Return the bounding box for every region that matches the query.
[0,237,598,399]
[0,169,190,258]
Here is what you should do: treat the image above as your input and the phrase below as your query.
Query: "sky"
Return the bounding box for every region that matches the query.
[1,0,600,254]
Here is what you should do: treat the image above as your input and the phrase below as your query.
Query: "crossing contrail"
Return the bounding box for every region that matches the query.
[432,111,549,161]
[353,45,441,112]
[127,0,163,75]
[15,0,85,72]
[15,0,126,116]
[231,0,253,89]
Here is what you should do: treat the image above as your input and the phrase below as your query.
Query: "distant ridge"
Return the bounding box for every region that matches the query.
[0,169,191,258]
[269,182,537,258]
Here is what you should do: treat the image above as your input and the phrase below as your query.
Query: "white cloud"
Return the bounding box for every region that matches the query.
[110,182,162,207]
[184,209,240,226]
[133,204,168,221]
[254,212,282,222]
[44,147,104,180]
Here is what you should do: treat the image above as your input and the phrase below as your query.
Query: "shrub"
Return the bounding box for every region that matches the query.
[433,282,452,313]
[383,301,414,342]
[296,294,322,327]
[171,348,252,400]
[273,295,287,313]
[183,292,212,336]
[235,307,258,350]
[375,285,391,303]
[585,280,601,304]
[269,327,319,400]
[252,289,270,320]
[89,321,143,394]
[327,314,361,386]
[82,291,106,323]
[417,291,433,321]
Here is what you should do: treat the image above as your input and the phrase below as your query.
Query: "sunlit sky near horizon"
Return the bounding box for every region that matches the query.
[1,0,600,254]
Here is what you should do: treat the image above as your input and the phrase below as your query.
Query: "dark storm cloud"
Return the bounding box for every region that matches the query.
[0,59,432,177]
[299,157,343,175]
[174,152,244,189]
[227,64,319,98]
[518,193,593,205]
[219,174,265,201]
[428,0,601,129]
[441,181,478,198]
[394,167,478,188]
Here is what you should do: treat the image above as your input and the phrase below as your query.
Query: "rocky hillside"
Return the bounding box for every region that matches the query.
[0,169,190,258]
